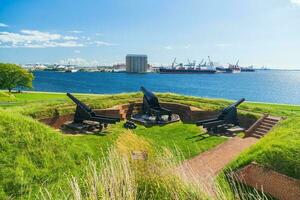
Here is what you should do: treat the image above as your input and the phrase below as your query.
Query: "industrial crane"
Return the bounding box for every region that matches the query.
[185,59,196,69]
[228,60,240,69]
[171,58,183,69]
[208,56,214,66]
[197,59,205,69]
[171,58,177,69]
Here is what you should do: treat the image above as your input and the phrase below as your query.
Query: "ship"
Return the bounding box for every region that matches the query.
[241,65,255,72]
[158,57,218,74]
[216,60,241,73]
[159,68,216,74]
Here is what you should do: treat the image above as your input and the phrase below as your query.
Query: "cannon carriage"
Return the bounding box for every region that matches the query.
[196,98,245,134]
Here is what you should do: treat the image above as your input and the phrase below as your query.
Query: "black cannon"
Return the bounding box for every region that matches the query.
[196,98,245,133]
[130,87,180,125]
[65,93,120,132]
[141,86,172,121]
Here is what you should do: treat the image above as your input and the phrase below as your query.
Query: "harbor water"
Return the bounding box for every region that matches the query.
[31,70,300,105]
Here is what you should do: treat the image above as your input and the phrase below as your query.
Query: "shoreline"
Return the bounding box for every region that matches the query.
[2,89,300,107]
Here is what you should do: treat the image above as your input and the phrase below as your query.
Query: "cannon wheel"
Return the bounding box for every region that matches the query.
[98,124,103,132]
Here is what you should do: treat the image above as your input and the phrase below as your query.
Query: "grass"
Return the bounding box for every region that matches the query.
[39,134,269,200]
[133,122,227,160]
[0,109,84,198]
[1,91,300,199]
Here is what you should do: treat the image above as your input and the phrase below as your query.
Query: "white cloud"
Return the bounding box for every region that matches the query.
[0,23,8,27]
[0,41,84,48]
[164,45,191,50]
[93,41,117,46]
[63,36,78,40]
[291,0,300,6]
[215,43,232,47]
[0,29,117,48]
[74,50,81,53]
[81,36,91,40]
[164,46,173,50]
[184,44,191,49]
[0,30,79,48]
[95,33,103,36]
[69,30,82,34]
[59,57,100,66]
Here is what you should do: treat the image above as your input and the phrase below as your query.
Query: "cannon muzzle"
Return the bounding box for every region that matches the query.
[67,93,81,105]
[231,98,245,108]
[140,86,147,94]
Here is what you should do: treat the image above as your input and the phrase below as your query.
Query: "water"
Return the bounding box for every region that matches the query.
[31,70,300,105]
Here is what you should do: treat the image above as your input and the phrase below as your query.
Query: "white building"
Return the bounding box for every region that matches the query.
[126,54,148,73]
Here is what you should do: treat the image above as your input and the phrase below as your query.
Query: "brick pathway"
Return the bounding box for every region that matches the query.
[178,136,259,195]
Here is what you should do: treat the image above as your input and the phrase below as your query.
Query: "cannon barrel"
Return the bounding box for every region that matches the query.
[140,86,158,105]
[67,93,91,111]
[230,98,245,108]
[67,93,79,104]
[140,86,149,95]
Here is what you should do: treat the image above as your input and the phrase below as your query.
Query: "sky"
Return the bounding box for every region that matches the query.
[0,0,300,68]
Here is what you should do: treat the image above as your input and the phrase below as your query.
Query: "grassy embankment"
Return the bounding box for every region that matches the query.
[0,91,299,199]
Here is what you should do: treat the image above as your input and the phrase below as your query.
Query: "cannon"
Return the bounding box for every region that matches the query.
[141,86,172,121]
[130,87,180,125]
[196,98,245,133]
[65,93,120,133]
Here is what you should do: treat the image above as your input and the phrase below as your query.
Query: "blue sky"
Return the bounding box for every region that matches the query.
[0,0,300,68]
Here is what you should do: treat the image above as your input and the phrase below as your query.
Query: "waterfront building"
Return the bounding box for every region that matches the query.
[126,54,148,73]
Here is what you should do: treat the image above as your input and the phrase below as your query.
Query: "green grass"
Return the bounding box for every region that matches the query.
[133,122,227,160]
[1,91,300,199]
[0,92,16,102]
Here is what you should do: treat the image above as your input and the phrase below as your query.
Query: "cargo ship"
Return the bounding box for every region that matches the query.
[241,66,255,72]
[216,60,241,73]
[216,66,241,73]
[159,68,216,74]
[158,57,218,74]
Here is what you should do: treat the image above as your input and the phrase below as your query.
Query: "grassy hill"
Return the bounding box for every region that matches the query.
[0,91,299,199]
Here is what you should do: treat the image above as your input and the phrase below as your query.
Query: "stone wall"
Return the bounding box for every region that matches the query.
[39,114,74,129]
[234,163,300,200]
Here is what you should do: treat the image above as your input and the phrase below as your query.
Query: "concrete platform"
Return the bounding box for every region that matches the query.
[62,120,103,134]
[131,113,180,126]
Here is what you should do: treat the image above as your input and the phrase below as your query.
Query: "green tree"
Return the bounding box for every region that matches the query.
[0,63,34,92]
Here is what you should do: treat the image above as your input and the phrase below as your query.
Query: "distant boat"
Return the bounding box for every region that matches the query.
[241,66,255,72]
[65,69,78,73]
[216,66,241,73]
[220,60,241,73]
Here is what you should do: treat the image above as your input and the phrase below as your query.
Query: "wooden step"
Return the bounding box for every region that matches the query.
[247,115,281,138]
[261,121,276,127]
[262,119,278,124]
[265,116,281,121]
[259,124,273,130]
[256,127,269,132]
[253,130,267,136]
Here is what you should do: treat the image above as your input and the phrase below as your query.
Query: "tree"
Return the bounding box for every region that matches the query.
[0,63,34,92]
